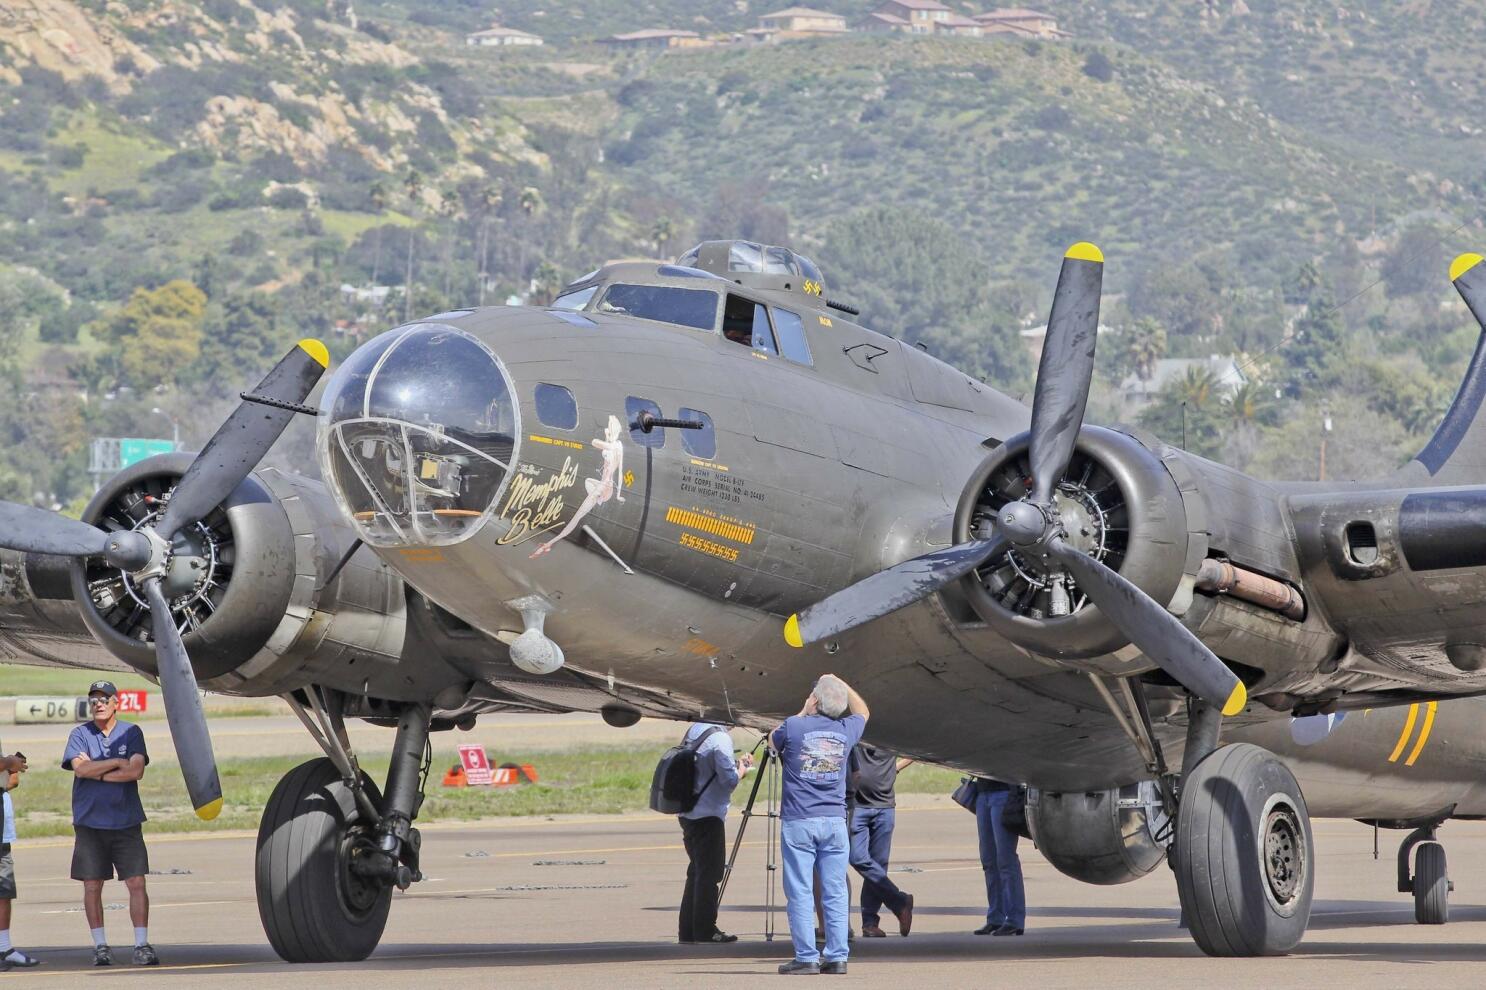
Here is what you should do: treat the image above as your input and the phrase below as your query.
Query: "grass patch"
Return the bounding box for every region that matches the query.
[48,112,172,197]
[2,667,155,697]
[321,208,414,242]
[9,745,966,839]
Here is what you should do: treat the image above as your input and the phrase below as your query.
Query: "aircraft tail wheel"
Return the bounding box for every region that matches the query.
[1174,743,1314,956]
[1413,841,1448,925]
[256,758,392,963]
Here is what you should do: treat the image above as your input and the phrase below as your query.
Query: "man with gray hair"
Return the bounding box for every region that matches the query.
[770,674,868,975]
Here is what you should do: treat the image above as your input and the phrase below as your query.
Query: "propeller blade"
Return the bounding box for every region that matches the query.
[0,502,151,570]
[1029,242,1104,504]
[142,578,223,820]
[1047,538,1246,716]
[156,339,330,541]
[785,535,1010,647]
[1452,252,1486,328]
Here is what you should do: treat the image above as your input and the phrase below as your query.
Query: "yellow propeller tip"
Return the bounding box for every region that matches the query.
[1221,681,1247,718]
[195,797,224,821]
[297,338,331,368]
[783,614,804,649]
[1450,252,1484,282]
[1064,241,1104,264]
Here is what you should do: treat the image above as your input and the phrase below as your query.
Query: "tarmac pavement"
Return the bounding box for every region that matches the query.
[6,794,1486,987]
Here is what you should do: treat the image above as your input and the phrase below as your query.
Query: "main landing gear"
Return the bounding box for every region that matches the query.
[1397,821,1452,925]
[256,689,432,962]
[1170,701,1315,956]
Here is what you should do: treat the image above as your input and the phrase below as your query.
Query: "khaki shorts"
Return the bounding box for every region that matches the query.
[0,849,16,899]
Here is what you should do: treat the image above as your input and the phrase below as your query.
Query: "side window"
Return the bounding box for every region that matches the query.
[771,307,814,366]
[722,294,777,354]
[598,284,718,331]
[679,408,716,460]
[626,396,664,449]
[534,383,577,430]
[552,285,598,311]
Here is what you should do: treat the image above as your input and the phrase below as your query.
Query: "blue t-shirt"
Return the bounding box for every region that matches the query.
[771,713,866,821]
[62,721,149,829]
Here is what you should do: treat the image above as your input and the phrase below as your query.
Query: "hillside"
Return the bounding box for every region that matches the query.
[0,0,1480,507]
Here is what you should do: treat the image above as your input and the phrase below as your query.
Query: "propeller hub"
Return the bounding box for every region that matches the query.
[1000,500,1055,547]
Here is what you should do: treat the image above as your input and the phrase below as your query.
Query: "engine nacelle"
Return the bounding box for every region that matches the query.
[953,426,1190,660]
[1028,780,1170,885]
[68,453,405,698]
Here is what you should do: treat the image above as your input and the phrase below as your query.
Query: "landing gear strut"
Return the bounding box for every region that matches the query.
[1171,701,1315,956]
[256,690,432,962]
[1397,822,1452,925]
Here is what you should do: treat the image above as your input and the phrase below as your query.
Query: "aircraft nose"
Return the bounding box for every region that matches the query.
[317,324,519,547]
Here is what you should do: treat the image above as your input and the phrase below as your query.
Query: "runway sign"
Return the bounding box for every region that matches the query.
[458,744,494,786]
[14,697,85,724]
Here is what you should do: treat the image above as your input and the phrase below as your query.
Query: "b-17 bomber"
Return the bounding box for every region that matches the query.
[6,240,1486,959]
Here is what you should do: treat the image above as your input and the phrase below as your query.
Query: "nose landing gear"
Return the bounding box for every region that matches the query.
[256,689,432,963]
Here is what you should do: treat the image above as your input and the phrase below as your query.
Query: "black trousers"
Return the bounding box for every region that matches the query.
[679,815,726,941]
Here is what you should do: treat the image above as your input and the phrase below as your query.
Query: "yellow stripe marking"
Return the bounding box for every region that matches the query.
[1405,701,1438,767]
[1450,252,1483,282]
[1065,241,1104,263]
[297,338,330,368]
[1388,703,1420,763]
[664,506,755,545]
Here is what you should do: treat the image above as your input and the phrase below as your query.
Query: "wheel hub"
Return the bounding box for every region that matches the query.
[339,829,387,914]
[1263,804,1304,905]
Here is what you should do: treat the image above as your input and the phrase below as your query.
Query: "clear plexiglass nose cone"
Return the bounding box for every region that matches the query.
[318,324,521,547]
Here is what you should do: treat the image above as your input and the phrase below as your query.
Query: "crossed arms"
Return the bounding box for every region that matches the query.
[69,753,146,783]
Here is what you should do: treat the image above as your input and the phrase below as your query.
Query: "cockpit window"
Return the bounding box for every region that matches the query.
[552,285,598,311]
[728,241,764,273]
[318,325,519,548]
[771,307,814,366]
[723,294,777,354]
[597,283,718,331]
[763,247,798,275]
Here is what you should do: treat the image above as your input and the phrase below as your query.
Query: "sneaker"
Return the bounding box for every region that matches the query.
[93,945,113,967]
[132,943,160,966]
[702,931,738,943]
[1,949,40,967]
[778,959,820,975]
[820,961,848,975]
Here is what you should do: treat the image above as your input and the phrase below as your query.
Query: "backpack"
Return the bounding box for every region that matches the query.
[649,726,722,814]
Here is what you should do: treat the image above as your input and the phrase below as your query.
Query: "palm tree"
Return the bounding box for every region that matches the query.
[368,180,388,291]
[438,189,461,304]
[476,184,503,306]
[531,261,564,306]
[1175,365,1222,412]
[650,216,675,259]
[516,186,543,293]
[1126,317,1167,382]
[402,170,423,322]
[1225,381,1273,425]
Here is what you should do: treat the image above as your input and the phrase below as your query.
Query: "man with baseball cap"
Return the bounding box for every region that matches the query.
[62,681,157,966]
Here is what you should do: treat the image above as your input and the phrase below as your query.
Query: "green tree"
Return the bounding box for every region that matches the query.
[820,206,1029,389]
[1285,296,1347,393]
[194,292,284,385]
[96,280,207,388]
[1119,317,1167,382]
[402,169,423,321]
[650,216,675,259]
[1136,365,1226,457]
[1382,226,1447,301]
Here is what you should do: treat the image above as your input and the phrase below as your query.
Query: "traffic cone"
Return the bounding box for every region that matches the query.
[441,763,467,787]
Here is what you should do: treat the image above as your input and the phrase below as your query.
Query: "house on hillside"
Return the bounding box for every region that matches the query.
[861,11,912,33]
[600,29,707,50]
[1119,356,1247,409]
[756,7,849,40]
[974,8,1068,38]
[870,0,954,34]
[935,13,985,36]
[465,26,544,47]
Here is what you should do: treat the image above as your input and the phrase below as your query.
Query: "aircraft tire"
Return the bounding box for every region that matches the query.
[256,757,392,963]
[1413,841,1448,925]
[1174,743,1314,956]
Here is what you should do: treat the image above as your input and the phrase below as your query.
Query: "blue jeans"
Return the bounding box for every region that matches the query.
[976,788,1025,928]
[849,806,908,925]
[781,817,850,963]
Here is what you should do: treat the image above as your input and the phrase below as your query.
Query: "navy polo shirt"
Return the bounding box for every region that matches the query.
[62,720,149,829]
